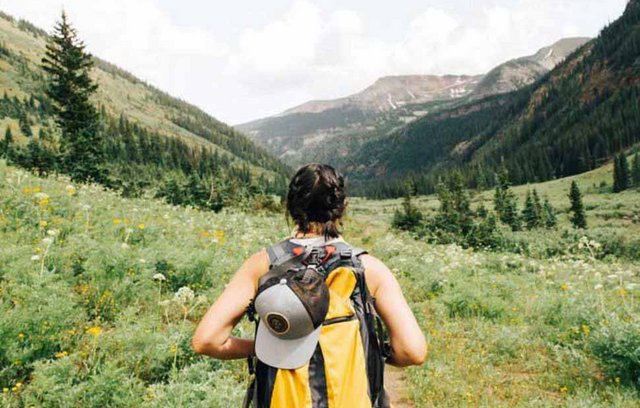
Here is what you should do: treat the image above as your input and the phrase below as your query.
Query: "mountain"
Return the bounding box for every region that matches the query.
[237,38,589,166]
[346,1,640,197]
[283,75,483,115]
[473,37,590,96]
[0,11,290,203]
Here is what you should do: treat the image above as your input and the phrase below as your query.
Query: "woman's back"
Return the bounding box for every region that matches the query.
[192,164,426,408]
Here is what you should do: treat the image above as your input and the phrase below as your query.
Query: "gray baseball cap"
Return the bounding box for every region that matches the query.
[254,267,330,369]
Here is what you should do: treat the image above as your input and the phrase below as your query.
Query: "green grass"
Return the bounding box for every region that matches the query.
[1,158,640,407]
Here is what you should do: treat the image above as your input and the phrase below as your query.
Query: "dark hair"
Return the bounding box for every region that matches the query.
[286,163,346,240]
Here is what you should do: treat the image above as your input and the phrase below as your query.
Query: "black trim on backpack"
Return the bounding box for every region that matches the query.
[309,343,329,408]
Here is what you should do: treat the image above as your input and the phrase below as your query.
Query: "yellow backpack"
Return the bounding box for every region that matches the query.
[244,239,391,408]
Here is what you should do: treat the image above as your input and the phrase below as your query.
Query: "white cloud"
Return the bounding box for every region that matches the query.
[0,0,629,124]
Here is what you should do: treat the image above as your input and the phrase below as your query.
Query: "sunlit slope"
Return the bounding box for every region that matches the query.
[0,13,288,179]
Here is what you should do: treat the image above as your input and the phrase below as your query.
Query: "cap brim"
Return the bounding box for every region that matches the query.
[255,321,321,369]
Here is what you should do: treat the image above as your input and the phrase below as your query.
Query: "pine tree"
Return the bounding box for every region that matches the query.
[522,190,540,230]
[494,168,521,231]
[542,197,557,229]
[569,181,587,229]
[41,11,105,183]
[1,126,13,157]
[613,153,630,192]
[632,151,640,187]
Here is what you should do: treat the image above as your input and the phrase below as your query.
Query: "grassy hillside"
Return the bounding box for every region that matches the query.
[0,12,290,193]
[1,150,640,406]
[348,0,640,198]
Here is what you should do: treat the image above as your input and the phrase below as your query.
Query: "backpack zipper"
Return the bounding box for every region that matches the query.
[323,315,356,325]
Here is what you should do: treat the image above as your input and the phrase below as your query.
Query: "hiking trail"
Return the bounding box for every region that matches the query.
[385,366,414,408]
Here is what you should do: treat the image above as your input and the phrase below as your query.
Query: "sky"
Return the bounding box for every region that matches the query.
[0,0,629,124]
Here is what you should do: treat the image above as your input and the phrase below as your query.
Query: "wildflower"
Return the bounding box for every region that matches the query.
[46,229,59,236]
[153,273,166,282]
[17,333,24,339]
[560,283,569,291]
[138,223,145,230]
[139,258,147,264]
[594,284,603,290]
[112,218,122,225]
[55,351,68,359]
[174,286,195,304]
[65,185,76,195]
[86,326,102,337]
[31,255,40,261]
[121,243,130,250]
[42,237,53,246]
[82,204,91,211]
[39,220,48,227]
[125,228,134,234]
[2,388,7,393]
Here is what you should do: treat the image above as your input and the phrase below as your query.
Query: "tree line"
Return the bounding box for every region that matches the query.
[392,168,587,250]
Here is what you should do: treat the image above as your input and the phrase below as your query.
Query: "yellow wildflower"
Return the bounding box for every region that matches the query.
[581,325,591,336]
[2,387,8,393]
[17,333,24,339]
[112,218,122,225]
[86,326,102,337]
[38,198,49,207]
[39,220,48,227]
[55,351,68,359]
[560,283,569,291]
[138,223,145,230]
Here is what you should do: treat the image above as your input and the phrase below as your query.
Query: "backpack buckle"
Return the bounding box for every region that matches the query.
[339,249,352,260]
[304,248,321,266]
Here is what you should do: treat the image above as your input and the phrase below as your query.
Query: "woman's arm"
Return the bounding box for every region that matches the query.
[360,254,427,367]
[191,249,269,359]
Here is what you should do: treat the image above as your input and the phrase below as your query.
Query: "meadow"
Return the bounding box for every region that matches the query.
[1,158,640,407]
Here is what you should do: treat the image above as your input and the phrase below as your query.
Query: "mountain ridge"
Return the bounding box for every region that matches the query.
[237,37,590,167]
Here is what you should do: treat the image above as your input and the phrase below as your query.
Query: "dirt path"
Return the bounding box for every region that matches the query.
[385,366,414,408]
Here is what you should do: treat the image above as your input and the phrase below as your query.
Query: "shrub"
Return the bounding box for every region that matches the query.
[392,194,424,231]
[589,316,640,387]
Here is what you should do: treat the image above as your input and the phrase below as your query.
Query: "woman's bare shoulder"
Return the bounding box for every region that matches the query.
[234,248,270,284]
[358,253,394,295]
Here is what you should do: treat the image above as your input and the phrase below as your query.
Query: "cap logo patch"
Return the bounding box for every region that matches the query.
[265,312,290,335]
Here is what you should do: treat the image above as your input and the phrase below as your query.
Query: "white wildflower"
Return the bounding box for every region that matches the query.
[174,287,195,304]
[42,237,53,245]
[139,258,147,264]
[121,243,130,249]
[153,273,166,282]
[594,284,603,290]
[34,192,49,200]
[31,255,41,261]
[46,229,59,236]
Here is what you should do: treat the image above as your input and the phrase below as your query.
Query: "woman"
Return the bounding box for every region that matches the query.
[192,163,426,407]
